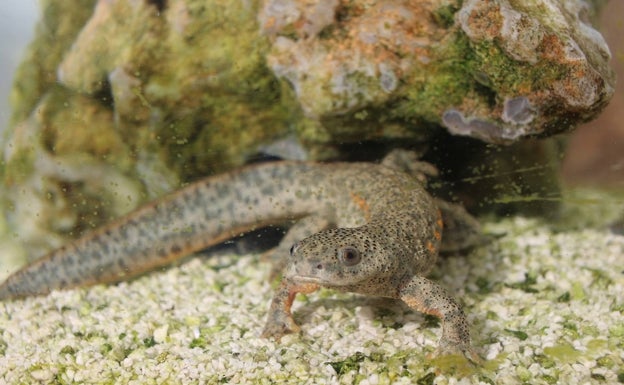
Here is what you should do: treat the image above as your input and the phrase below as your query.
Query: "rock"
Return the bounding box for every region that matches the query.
[0,0,615,258]
[2,0,292,257]
[261,0,615,145]
[447,0,615,143]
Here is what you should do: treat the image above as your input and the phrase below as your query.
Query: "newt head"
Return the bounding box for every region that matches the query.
[283,227,399,292]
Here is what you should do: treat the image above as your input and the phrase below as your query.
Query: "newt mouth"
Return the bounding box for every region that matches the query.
[289,275,348,288]
[289,275,322,284]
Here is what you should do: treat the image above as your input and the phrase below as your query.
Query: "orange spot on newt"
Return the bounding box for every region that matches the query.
[434,209,443,240]
[350,192,371,220]
[284,282,320,312]
[426,241,437,254]
[402,295,443,318]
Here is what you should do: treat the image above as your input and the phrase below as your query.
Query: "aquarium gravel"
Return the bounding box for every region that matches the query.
[0,197,623,384]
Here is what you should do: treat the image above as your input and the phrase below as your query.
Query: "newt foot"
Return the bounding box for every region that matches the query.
[261,316,300,341]
[433,340,483,365]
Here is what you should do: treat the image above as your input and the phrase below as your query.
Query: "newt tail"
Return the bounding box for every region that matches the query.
[0,162,322,299]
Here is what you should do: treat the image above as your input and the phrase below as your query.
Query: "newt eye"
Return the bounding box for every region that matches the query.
[339,246,361,266]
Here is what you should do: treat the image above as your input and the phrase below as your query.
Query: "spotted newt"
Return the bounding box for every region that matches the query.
[0,153,481,360]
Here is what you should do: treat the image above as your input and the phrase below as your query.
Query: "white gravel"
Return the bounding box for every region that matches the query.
[0,190,623,384]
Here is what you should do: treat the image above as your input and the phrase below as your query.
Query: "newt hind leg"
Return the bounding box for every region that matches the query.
[381,148,438,185]
[434,199,487,253]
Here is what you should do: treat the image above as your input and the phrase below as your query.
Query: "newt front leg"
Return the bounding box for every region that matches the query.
[261,278,319,340]
[399,276,480,362]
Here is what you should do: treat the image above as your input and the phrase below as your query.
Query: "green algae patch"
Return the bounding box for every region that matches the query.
[543,344,582,363]
[400,32,477,124]
[429,353,481,377]
[326,351,370,377]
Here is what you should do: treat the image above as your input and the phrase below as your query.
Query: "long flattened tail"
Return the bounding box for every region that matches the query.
[0,162,317,300]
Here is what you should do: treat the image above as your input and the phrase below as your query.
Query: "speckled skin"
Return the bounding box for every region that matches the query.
[0,157,478,359]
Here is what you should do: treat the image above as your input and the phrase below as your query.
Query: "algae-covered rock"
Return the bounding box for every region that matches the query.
[260,0,614,145]
[55,0,291,178]
[2,0,293,258]
[3,87,144,258]
[8,0,97,126]
[0,0,615,258]
[445,0,614,143]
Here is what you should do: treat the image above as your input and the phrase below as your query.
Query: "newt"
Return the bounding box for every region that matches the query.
[0,150,482,360]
